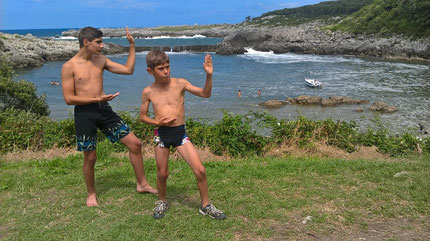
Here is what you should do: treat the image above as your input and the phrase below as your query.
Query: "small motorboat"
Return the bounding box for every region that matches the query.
[305,78,323,88]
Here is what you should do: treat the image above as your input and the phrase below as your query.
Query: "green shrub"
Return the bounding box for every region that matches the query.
[1,107,429,158]
[0,56,50,116]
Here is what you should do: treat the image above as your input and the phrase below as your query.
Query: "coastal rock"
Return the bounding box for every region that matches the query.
[260,99,288,109]
[172,45,219,52]
[296,95,321,105]
[321,96,369,106]
[370,101,397,113]
[0,33,126,68]
[216,21,430,62]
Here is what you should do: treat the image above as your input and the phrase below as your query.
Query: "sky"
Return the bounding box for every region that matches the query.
[0,0,329,30]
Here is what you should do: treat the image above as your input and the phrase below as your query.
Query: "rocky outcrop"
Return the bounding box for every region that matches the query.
[0,33,125,68]
[216,21,430,62]
[62,25,237,39]
[284,95,368,106]
[370,101,397,113]
[260,99,289,109]
[261,96,396,112]
[0,33,219,69]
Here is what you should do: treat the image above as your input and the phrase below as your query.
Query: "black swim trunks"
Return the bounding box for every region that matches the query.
[153,124,190,148]
[74,102,131,151]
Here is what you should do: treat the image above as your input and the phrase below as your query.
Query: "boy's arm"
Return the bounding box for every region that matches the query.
[139,89,176,126]
[184,54,213,98]
[105,26,135,75]
[61,62,119,105]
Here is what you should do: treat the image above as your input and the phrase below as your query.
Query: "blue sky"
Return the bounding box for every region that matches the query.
[1,0,329,30]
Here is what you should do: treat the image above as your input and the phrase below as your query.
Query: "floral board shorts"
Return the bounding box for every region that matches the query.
[74,102,131,151]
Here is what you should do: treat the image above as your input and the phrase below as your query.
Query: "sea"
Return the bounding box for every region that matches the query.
[5,28,430,133]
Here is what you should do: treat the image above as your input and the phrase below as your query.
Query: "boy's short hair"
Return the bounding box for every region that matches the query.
[146,50,169,69]
[78,27,103,48]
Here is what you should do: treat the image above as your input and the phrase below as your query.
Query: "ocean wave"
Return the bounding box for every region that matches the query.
[240,48,357,64]
[54,36,78,40]
[141,34,207,39]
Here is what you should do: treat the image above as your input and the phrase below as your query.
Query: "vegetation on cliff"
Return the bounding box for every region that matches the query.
[330,0,430,38]
[245,0,373,26]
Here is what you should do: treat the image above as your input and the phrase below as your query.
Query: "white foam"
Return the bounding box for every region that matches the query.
[143,34,206,39]
[55,36,78,40]
[241,47,356,64]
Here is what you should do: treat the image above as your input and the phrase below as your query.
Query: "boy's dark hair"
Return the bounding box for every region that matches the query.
[78,27,103,48]
[146,50,169,69]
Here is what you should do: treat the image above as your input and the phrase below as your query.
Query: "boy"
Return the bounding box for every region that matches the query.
[140,50,226,219]
[61,26,156,207]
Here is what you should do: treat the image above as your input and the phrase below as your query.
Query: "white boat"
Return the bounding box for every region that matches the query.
[305,78,323,88]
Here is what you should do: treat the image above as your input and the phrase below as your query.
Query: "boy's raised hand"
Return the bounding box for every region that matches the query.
[125,26,135,45]
[203,54,213,75]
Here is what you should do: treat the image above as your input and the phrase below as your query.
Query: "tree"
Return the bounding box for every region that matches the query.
[0,55,50,116]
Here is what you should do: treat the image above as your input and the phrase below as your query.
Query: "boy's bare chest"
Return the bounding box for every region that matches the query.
[73,62,104,85]
[151,88,184,106]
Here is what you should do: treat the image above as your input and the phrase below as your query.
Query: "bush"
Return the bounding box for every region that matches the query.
[0,56,49,116]
[1,107,429,158]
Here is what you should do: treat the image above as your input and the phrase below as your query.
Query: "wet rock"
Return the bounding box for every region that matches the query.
[260,99,288,109]
[296,95,321,105]
[370,101,397,113]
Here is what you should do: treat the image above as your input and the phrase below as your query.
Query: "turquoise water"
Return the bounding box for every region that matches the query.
[15,48,430,133]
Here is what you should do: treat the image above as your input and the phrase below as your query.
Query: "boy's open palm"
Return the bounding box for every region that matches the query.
[125,26,135,45]
[203,54,213,75]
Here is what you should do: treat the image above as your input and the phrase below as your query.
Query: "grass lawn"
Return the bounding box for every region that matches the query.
[1,151,429,240]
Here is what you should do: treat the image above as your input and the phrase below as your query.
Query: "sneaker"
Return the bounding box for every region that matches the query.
[153,200,169,219]
[199,203,226,220]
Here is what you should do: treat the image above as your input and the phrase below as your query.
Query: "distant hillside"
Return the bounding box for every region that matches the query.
[330,0,430,38]
[245,0,373,26]
[261,0,373,19]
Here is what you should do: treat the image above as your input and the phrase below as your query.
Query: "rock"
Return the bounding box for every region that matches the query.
[296,95,321,105]
[260,99,288,109]
[370,101,397,113]
[393,171,408,177]
[0,33,125,68]
[356,107,364,112]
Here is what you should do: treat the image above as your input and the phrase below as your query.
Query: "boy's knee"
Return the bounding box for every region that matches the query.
[84,151,97,165]
[127,139,142,152]
[194,167,206,180]
[157,171,169,182]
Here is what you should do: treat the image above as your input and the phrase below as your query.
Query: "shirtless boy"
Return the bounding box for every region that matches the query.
[61,26,156,207]
[140,50,226,219]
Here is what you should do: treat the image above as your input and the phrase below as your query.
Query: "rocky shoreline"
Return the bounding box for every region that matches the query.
[260,95,397,113]
[1,21,429,68]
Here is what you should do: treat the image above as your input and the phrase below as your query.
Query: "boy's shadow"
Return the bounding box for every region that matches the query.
[95,170,138,196]
[168,185,201,208]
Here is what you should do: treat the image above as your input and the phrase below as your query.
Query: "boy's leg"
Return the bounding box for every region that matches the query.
[120,132,157,194]
[83,150,98,207]
[176,142,209,207]
[155,146,170,201]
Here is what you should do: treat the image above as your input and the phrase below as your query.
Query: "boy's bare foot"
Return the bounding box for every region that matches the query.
[86,194,98,207]
[137,184,158,194]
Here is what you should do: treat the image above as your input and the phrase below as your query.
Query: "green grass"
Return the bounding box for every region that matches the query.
[1,149,429,240]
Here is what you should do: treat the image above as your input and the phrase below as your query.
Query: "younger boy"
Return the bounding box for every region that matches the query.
[140,50,226,219]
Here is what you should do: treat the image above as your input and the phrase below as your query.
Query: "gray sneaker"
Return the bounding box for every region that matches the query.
[199,204,226,219]
[153,200,169,219]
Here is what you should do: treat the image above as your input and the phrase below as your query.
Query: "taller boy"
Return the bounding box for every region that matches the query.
[61,26,156,207]
[140,50,226,219]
